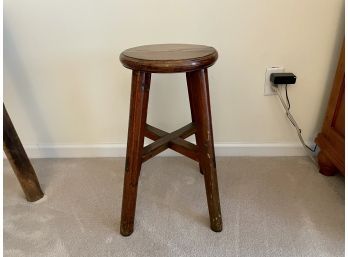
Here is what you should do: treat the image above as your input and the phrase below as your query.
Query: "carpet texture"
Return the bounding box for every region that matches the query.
[4,157,344,257]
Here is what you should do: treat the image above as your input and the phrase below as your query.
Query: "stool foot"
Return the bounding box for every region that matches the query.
[211,218,223,232]
[120,71,151,236]
[187,69,223,232]
[120,223,134,237]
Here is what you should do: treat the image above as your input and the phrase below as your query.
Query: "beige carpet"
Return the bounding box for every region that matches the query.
[3,157,344,257]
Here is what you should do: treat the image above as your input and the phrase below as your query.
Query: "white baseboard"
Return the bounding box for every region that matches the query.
[15,143,310,158]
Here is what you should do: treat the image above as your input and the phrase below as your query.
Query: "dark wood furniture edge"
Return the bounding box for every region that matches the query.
[316,133,344,174]
[315,40,345,176]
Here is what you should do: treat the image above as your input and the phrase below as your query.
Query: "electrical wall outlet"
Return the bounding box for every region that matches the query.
[264,66,284,96]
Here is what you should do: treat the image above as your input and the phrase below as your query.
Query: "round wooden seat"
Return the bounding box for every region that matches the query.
[120,44,218,73]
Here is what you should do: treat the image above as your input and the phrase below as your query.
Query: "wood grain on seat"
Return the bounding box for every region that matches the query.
[120,44,218,73]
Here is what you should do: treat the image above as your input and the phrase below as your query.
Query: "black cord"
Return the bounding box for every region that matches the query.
[283,84,317,153]
[306,144,317,153]
[285,84,290,110]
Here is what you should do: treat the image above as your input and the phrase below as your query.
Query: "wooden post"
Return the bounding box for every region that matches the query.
[120,71,151,236]
[186,69,223,232]
[187,73,204,175]
[3,104,44,202]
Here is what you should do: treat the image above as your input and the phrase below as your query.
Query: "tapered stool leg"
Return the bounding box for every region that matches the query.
[120,71,151,236]
[186,74,204,175]
[186,69,222,232]
[3,104,44,202]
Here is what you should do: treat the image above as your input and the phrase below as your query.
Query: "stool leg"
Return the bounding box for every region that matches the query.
[186,74,204,175]
[186,69,222,232]
[3,104,44,202]
[120,71,151,236]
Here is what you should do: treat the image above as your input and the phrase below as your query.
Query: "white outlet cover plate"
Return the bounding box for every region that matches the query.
[264,66,284,96]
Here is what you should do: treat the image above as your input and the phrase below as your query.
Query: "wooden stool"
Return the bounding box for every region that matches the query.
[119,44,222,236]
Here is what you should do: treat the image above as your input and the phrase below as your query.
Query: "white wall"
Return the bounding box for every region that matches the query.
[4,0,344,156]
